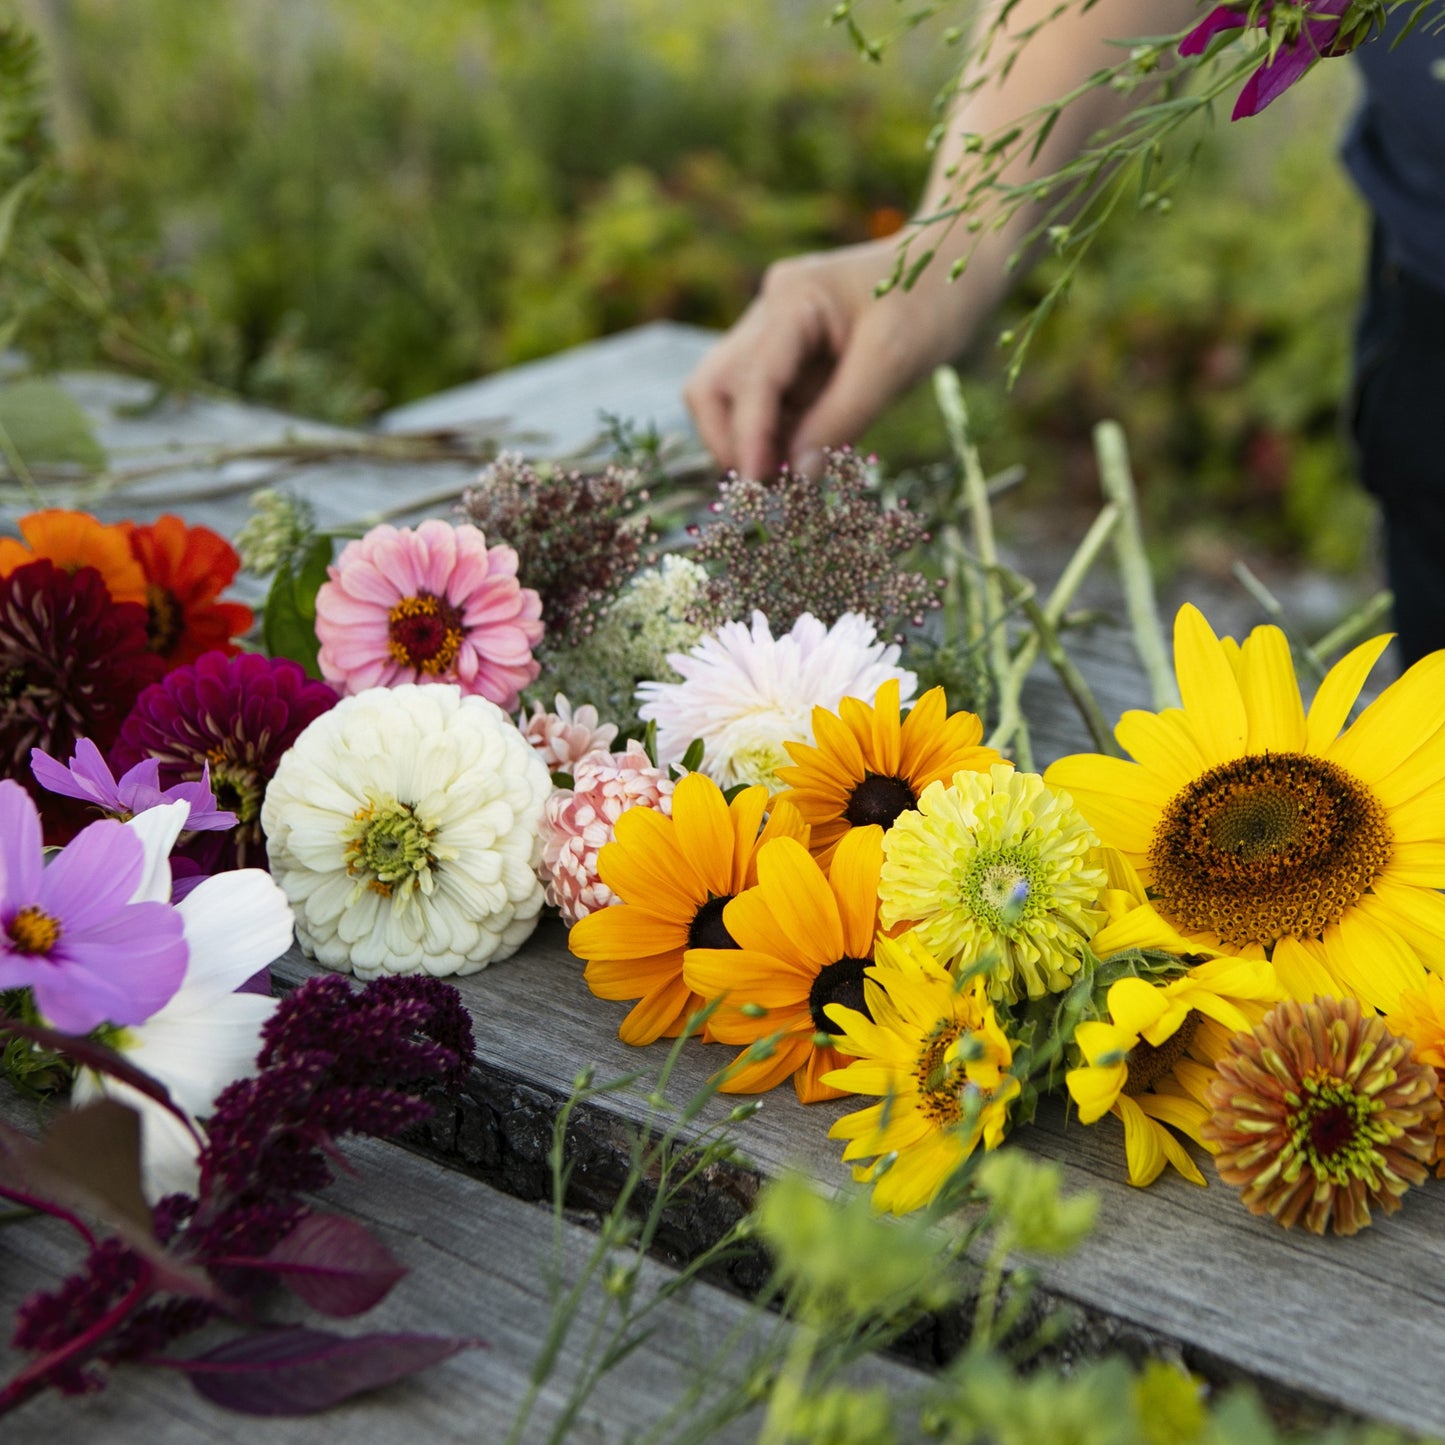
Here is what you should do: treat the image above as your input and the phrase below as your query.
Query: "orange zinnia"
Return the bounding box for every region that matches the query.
[684,826,886,1103]
[569,773,808,1045]
[0,509,146,605]
[128,514,253,666]
[774,679,1004,867]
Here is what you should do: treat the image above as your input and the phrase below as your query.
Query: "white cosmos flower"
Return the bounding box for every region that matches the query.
[72,801,293,1200]
[261,683,551,979]
[635,610,916,790]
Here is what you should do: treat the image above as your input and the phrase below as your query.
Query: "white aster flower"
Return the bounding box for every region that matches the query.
[636,610,916,790]
[262,683,551,979]
[72,801,293,1200]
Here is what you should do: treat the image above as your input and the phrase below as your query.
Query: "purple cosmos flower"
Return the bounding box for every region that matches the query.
[0,780,188,1034]
[1180,0,1354,119]
[30,738,237,832]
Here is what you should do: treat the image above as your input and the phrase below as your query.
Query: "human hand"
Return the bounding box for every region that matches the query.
[684,239,976,479]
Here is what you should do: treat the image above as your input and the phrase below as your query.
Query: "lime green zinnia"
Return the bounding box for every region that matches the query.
[878,764,1108,1003]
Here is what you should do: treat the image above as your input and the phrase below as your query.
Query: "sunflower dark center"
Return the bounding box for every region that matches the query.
[146,584,183,656]
[1122,1011,1202,1096]
[844,771,918,830]
[807,955,873,1035]
[388,593,464,674]
[687,894,738,951]
[1148,752,1392,950]
[1308,1102,1358,1161]
[915,1021,967,1125]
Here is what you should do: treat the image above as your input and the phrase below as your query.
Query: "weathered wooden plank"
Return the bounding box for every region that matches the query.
[268,911,1445,1437]
[0,1096,923,1443]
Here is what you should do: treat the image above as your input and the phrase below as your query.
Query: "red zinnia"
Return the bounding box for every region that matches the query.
[127,514,254,667]
[0,560,165,832]
[111,651,338,870]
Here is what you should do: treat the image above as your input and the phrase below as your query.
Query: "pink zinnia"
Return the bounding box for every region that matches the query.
[521,694,619,773]
[315,520,544,710]
[538,742,675,925]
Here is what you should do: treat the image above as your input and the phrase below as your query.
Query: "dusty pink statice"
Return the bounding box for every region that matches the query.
[538,742,675,924]
[314,519,543,710]
[520,694,618,773]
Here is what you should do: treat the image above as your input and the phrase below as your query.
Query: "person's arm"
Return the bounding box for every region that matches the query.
[685,0,1197,479]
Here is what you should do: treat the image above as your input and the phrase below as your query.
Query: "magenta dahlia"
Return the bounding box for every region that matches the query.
[314,519,544,711]
[111,651,338,870]
[0,560,165,833]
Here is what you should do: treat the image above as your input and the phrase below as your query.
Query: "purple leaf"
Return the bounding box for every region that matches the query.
[169,1327,481,1415]
[0,1019,200,1142]
[217,1214,407,1317]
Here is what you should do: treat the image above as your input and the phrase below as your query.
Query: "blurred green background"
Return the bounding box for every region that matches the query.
[4,0,1371,571]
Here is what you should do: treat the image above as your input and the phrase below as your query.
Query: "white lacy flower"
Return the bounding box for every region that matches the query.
[262,683,551,979]
[73,801,293,1200]
[636,610,917,790]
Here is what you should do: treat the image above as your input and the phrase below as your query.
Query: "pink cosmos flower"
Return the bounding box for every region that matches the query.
[520,694,619,773]
[315,520,544,710]
[537,742,675,925]
[1180,0,1354,119]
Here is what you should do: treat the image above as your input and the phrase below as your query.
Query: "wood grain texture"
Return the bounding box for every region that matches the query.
[0,1097,923,1443]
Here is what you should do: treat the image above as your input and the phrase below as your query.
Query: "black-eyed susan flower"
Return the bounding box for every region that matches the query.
[569,772,807,1045]
[683,826,884,1102]
[1066,961,1283,1187]
[820,931,1020,1214]
[775,679,1003,869]
[1045,604,1445,1014]
[879,764,1107,1003]
[1203,996,1440,1235]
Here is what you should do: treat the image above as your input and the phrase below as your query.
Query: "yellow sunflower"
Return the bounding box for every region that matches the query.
[1045,604,1445,1015]
[821,930,1021,1214]
[1386,975,1445,1176]
[1066,960,1283,1187]
[683,826,884,1103]
[569,772,807,1045]
[775,679,1004,868]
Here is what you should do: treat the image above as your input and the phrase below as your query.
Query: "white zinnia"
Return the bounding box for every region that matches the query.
[73,801,293,1200]
[262,683,551,979]
[636,610,916,790]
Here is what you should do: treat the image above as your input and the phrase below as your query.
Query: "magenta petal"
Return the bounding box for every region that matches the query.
[1232,44,1317,117]
[1179,5,1252,55]
[40,818,144,931]
[0,780,43,900]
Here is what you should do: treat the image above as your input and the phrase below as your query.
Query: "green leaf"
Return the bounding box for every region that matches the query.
[0,378,107,471]
[0,174,36,266]
[678,737,705,774]
[262,534,334,679]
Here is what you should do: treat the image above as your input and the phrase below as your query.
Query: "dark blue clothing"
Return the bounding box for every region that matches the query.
[1344,10,1445,288]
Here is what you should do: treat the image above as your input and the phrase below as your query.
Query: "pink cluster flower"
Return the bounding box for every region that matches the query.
[520,694,619,773]
[537,742,675,925]
[314,520,543,711]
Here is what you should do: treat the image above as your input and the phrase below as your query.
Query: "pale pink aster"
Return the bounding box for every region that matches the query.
[636,610,916,790]
[520,693,619,773]
[538,741,675,925]
[315,519,544,710]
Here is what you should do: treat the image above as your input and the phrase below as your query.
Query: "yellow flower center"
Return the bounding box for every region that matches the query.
[387,593,464,674]
[1148,752,1392,950]
[1122,1011,1201,1096]
[915,1021,971,1125]
[7,905,61,955]
[146,584,183,656]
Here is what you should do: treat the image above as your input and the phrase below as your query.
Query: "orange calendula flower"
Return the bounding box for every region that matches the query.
[775,679,1004,868]
[127,514,254,666]
[0,509,146,606]
[683,826,885,1103]
[1386,974,1445,1176]
[569,772,808,1045]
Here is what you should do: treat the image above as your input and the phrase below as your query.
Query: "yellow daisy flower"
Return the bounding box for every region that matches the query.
[774,679,1004,869]
[1066,960,1283,1188]
[569,772,807,1045]
[682,826,885,1103]
[1385,974,1445,1176]
[879,764,1107,1003]
[1045,604,1445,1014]
[820,931,1021,1214]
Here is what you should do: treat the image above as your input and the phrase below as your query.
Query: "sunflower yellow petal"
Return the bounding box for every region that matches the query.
[1114,708,1209,793]
[1380,787,1445,844]
[829,824,884,959]
[1270,935,1340,1004]
[619,977,696,1046]
[1322,909,1428,1013]
[682,946,813,1008]
[1238,624,1306,753]
[1067,1062,1126,1123]
[1135,1090,1210,1148]
[1381,841,1445,888]
[752,836,844,967]
[572,905,684,960]
[1304,632,1391,755]
[1106,976,1173,1038]
[725,785,770,894]
[1328,650,1445,785]
[1041,755,1168,854]
[1173,604,1248,764]
[1370,728,1445,811]
[669,772,736,897]
[1361,878,1445,968]
[717,1035,811,1094]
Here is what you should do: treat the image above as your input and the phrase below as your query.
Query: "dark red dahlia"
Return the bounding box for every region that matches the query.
[111,651,337,870]
[0,560,166,833]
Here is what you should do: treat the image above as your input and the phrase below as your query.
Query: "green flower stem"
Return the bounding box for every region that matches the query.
[1230,558,1328,685]
[1312,589,1394,664]
[1094,421,1178,710]
[757,1317,821,1445]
